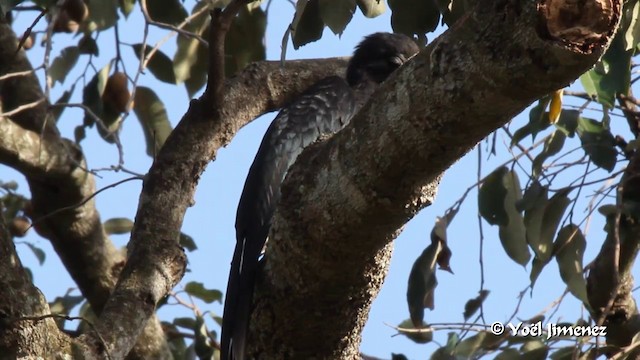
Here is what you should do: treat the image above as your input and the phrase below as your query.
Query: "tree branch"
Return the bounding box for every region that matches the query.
[78,7,350,360]
[0,20,171,359]
[251,0,621,357]
[587,149,640,350]
[0,203,71,357]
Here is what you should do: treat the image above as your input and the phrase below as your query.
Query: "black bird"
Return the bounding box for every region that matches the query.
[221,32,420,360]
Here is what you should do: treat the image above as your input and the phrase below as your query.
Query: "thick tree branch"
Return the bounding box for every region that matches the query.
[0,205,71,357]
[0,40,349,357]
[78,4,350,359]
[252,0,621,357]
[0,21,171,359]
[587,150,640,350]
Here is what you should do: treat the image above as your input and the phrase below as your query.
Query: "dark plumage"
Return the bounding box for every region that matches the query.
[221,32,419,360]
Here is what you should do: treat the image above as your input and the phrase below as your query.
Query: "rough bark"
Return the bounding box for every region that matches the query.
[0,0,622,358]
[0,19,173,359]
[72,41,354,360]
[0,207,71,358]
[0,15,352,355]
[251,0,621,358]
[587,138,640,352]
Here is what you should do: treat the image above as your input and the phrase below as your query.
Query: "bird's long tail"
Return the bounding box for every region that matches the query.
[221,236,260,360]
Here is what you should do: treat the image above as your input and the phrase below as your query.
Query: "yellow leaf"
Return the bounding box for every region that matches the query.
[548,89,563,124]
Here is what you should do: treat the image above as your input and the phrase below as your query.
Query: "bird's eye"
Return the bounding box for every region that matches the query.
[390,54,407,67]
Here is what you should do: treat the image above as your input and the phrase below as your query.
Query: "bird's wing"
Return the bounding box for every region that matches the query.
[221,76,356,360]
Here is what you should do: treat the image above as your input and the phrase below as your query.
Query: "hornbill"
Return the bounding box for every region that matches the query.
[221,32,420,360]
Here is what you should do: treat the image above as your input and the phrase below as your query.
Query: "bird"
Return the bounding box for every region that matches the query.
[221,32,420,360]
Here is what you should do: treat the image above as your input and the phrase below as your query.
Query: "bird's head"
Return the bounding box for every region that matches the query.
[346,32,420,87]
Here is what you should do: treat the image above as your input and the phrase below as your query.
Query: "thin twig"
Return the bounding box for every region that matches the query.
[0,98,45,117]
[15,9,47,54]
[29,176,142,230]
[139,0,208,46]
[476,145,487,324]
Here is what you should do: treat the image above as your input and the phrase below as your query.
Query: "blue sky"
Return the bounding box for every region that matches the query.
[4,1,633,359]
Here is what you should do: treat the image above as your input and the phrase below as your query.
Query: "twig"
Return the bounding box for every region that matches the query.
[0,98,45,117]
[29,176,142,230]
[476,145,486,324]
[0,66,42,81]
[139,0,208,45]
[15,8,47,54]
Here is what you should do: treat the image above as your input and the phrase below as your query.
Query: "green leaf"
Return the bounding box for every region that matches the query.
[577,117,617,172]
[536,189,571,262]
[407,241,442,327]
[318,0,355,35]
[0,181,19,191]
[86,0,118,31]
[430,339,455,359]
[78,35,99,56]
[25,242,46,265]
[0,0,25,14]
[454,332,486,358]
[82,64,110,128]
[517,181,546,212]
[529,256,546,288]
[520,340,548,360]
[164,322,188,359]
[532,132,565,176]
[119,0,135,17]
[444,332,459,351]
[147,0,188,25]
[624,0,640,50]
[225,7,267,76]
[103,217,134,235]
[193,315,214,358]
[49,293,84,315]
[523,183,549,261]
[397,319,433,344]
[132,44,176,84]
[179,232,198,252]
[478,166,509,226]
[52,84,75,122]
[580,35,630,108]
[50,46,80,86]
[495,349,522,360]
[184,282,223,304]
[173,317,197,330]
[549,346,577,360]
[554,109,580,137]
[355,0,385,17]
[463,290,489,320]
[430,216,453,273]
[173,2,209,85]
[388,0,440,37]
[498,170,531,266]
[74,125,86,143]
[133,87,173,156]
[511,97,552,146]
[184,38,209,97]
[210,312,223,327]
[554,225,589,304]
[532,130,566,178]
[291,0,324,49]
